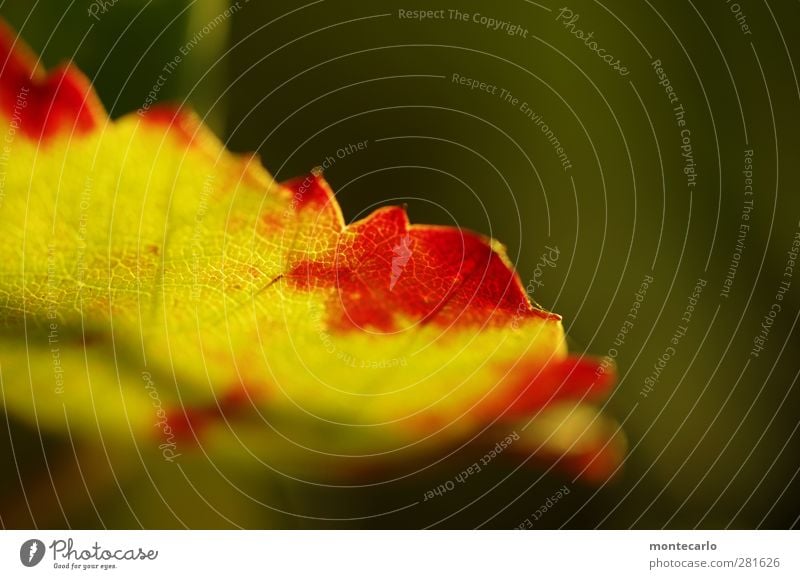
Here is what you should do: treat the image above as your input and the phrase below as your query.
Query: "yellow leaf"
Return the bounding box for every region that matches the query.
[0,20,622,482]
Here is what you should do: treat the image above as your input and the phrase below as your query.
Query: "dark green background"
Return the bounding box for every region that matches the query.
[1,0,798,529]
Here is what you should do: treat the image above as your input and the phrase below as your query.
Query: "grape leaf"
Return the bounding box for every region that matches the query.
[0,21,624,482]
